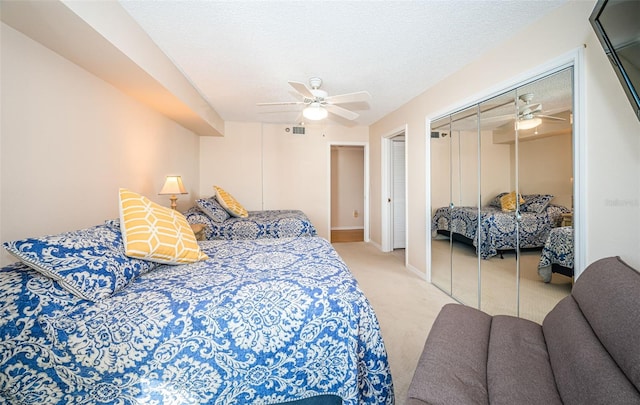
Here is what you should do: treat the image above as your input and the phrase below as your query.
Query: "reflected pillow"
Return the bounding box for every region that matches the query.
[489,192,509,207]
[3,225,159,302]
[500,191,525,212]
[214,186,249,218]
[521,194,554,213]
[119,188,208,264]
[196,197,230,223]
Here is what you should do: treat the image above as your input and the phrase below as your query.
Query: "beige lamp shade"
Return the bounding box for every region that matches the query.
[159,176,187,209]
[159,176,187,195]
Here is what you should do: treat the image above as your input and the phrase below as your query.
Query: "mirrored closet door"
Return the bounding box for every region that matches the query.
[430,67,575,323]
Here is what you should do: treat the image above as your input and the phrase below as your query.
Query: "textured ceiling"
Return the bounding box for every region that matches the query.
[119,0,567,127]
[432,67,574,133]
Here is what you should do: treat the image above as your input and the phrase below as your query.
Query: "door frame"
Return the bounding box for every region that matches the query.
[381,125,408,253]
[328,141,370,243]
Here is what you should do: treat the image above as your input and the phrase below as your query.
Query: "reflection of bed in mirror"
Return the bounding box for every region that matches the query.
[538,226,574,282]
[431,193,570,260]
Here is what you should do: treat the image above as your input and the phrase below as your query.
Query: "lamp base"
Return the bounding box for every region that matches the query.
[169,195,178,210]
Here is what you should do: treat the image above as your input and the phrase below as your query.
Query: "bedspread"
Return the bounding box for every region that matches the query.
[538,226,574,282]
[431,204,569,259]
[184,208,318,240]
[0,237,393,404]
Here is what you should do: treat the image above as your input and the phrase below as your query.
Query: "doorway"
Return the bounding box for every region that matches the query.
[330,143,368,243]
[381,127,408,254]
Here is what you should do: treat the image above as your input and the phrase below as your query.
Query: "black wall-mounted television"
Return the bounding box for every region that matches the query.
[590,0,640,122]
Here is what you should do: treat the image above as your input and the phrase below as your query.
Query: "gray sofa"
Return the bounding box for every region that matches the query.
[407,256,640,405]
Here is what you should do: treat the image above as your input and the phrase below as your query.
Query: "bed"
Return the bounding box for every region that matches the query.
[183,196,318,240]
[0,225,393,404]
[538,226,574,282]
[431,193,569,259]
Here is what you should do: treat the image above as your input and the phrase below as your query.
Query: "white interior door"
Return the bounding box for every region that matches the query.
[392,139,406,249]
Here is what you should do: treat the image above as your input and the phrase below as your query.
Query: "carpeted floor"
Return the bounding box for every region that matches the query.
[332,240,572,404]
[430,238,572,323]
[332,242,455,405]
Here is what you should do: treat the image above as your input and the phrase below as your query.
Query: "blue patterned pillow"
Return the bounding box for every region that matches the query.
[3,225,159,302]
[183,207,214,240]
[104,218,120,228]
[196,197,230,223]
[521,194,554,213]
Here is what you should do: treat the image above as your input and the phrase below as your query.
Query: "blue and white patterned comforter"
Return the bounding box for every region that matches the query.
[431,204,569,259]
[538,226,574,282]
[0,237,393,404]
[184,208,318,240]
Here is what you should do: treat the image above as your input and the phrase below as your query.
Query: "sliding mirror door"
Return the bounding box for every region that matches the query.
[430,116,453,295]
[515,68,574,322]
[429,67,574,323]
[450,107,480,307]
[430,106,481,306]
[479,90,518,316]
[430,117,453,295]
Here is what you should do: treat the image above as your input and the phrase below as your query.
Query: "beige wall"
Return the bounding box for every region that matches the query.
[331,146,365,230]
[479,132,512,207]
[1,23,200,266]
[199,121,263,207]
[199,123,369,238]
[430,131,571,213]
[516,134,573,209]
[370,1,640,274]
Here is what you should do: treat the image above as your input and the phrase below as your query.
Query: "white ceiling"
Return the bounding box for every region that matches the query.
[119,0,567,127]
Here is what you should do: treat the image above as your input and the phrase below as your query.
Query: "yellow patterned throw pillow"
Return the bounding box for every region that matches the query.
[214,186,249,218]
[500,191,525,212]
[119,188,208,264]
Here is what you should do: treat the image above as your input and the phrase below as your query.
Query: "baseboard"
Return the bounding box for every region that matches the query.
[407,263,426,280]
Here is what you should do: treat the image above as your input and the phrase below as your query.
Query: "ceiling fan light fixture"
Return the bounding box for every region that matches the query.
[515,117,542,130]
[303,103,328,120]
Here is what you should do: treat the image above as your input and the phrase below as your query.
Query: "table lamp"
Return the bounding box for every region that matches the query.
[159,175,187,210]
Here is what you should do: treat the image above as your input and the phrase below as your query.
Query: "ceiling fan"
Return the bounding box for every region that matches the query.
[257,77,371,121]
[484,93,567,130]
[514,93,566,130]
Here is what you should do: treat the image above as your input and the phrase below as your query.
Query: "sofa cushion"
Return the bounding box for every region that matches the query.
[570,256,640,392]
[408,256,640,405]
[543,295,640,405]
[407,303,491,405]
[488,315,562,405]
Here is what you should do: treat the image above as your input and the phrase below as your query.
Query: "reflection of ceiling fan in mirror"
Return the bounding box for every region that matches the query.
[257,77,370,121]
[515,93,566,130]
[485,93,567,130]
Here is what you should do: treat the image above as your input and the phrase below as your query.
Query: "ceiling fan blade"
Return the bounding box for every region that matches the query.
[257,101,304,106]
[520,103,542,115]
[326,91,371,105]
[529,103,543,113]
[288,81,315,99]
[324,104,359,120]
[537,114,566,121]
